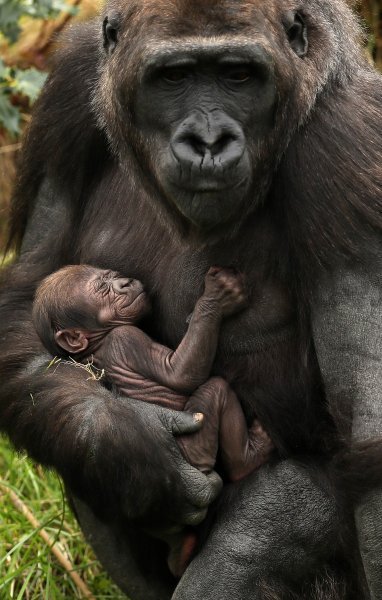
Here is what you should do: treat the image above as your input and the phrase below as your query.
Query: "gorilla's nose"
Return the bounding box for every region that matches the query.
[171,111,245,170]
[113,278,133,293]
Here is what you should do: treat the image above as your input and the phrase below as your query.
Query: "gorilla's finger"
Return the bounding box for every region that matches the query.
[181,465,222,509]
[167,411,204,436]
[205,471,223,501]
[181,507,209,526]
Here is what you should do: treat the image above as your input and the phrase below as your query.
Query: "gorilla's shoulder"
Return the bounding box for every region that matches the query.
[43,21,101,115]
[22,20,110,186]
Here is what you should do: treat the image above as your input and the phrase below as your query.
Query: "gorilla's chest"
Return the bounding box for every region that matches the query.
[79,209,308,427]
[155,247,302,425]
[79,207,296,359]
[156,247,295,360]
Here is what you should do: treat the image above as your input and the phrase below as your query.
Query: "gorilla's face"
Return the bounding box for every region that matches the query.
[133,43,277,228]
[100,1,310,231]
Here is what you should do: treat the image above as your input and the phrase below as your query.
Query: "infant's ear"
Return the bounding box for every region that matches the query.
[55,329,89,354]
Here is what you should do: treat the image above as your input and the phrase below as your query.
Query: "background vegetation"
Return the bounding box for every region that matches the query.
[0,0,381,598]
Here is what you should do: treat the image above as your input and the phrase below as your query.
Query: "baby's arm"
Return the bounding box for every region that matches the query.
[162,267,246,392]
[113,268,246,394]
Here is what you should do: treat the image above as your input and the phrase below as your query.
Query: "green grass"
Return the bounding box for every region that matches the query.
[0,435,126,599]
[1,252,15,267]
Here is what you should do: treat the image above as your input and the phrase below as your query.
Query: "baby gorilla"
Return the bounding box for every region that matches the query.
[33,264,273,574]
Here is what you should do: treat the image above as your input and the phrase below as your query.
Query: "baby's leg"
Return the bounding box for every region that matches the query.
[173,377,273,577]
[176,378,222,473]
[160,528,198,579]
[178,377,273,481]
[170,379,227,578]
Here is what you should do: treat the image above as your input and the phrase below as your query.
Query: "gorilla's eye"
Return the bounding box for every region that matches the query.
[223,64,269,84]
[162,68,189,83]
[94,278,110,295]
[226,69,252,83]
[283,11,308,58]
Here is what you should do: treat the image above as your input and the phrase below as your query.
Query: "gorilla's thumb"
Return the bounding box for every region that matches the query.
[170,411,204,436]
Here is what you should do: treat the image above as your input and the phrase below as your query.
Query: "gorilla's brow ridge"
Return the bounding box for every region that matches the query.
[140,37,275,69]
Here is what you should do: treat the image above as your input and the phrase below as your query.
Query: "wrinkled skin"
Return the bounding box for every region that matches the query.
[1,0,382,598]
[34,264,273,576]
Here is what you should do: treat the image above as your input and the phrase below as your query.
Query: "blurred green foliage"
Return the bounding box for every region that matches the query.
[0,0,77,136]
[0,58,47,135]
[0,0,76,42]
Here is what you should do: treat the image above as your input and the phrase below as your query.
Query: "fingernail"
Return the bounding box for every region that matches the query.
[193,412,204,422]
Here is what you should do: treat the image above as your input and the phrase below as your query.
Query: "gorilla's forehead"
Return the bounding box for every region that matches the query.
[116,0,280,16]
[114,0,283,36]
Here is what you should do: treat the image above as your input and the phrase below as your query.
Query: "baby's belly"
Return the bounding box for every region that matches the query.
[107,367,187,411]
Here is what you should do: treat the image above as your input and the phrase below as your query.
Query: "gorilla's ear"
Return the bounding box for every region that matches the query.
[283,11,308,58]
[55,329,89,354]
[103,13,120,54]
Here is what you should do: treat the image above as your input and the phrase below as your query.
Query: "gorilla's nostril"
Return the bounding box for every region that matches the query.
[210,134,234,157]
[114,278,132,293]
[184,134,206,156]
[184,133,236,159]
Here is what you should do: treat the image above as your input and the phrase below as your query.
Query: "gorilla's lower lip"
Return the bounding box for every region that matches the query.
[169,175,249,194]
[171,182,241,193]
[191,187,227,192]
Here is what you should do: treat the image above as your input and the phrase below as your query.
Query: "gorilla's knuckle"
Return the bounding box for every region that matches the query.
[182,508,209,526]
[195,478,221,507]
[169,416,182,435]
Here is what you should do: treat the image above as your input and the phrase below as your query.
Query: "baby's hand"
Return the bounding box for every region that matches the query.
[202,267,247,317]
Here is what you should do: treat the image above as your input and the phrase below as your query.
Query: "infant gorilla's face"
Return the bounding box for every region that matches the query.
[86,269,150,327]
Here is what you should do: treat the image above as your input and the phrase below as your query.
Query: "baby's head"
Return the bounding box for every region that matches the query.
[33,264,150,357]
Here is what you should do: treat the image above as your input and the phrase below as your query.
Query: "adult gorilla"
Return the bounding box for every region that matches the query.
[1,0,382,598]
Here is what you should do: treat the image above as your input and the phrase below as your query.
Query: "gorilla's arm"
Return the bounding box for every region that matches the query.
[311,263,382,600]
[0,179,221,527]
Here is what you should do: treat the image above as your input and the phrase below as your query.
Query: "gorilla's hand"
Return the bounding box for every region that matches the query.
[120,399,223,526]
[173,461,339,599]
[64,391,222,526]
[0,310,221,531]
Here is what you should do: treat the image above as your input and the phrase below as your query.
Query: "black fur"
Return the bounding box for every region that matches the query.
[1,1,382,598]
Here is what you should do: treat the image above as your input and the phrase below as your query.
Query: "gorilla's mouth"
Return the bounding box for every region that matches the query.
[168,174,250,195]
[158,169,253,228]
[163,186,251,229]
[121,291,145,310]
[187,183,229,193]
[177,183,238,194]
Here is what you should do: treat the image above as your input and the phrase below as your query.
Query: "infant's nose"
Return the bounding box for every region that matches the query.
[113,278,133,293]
